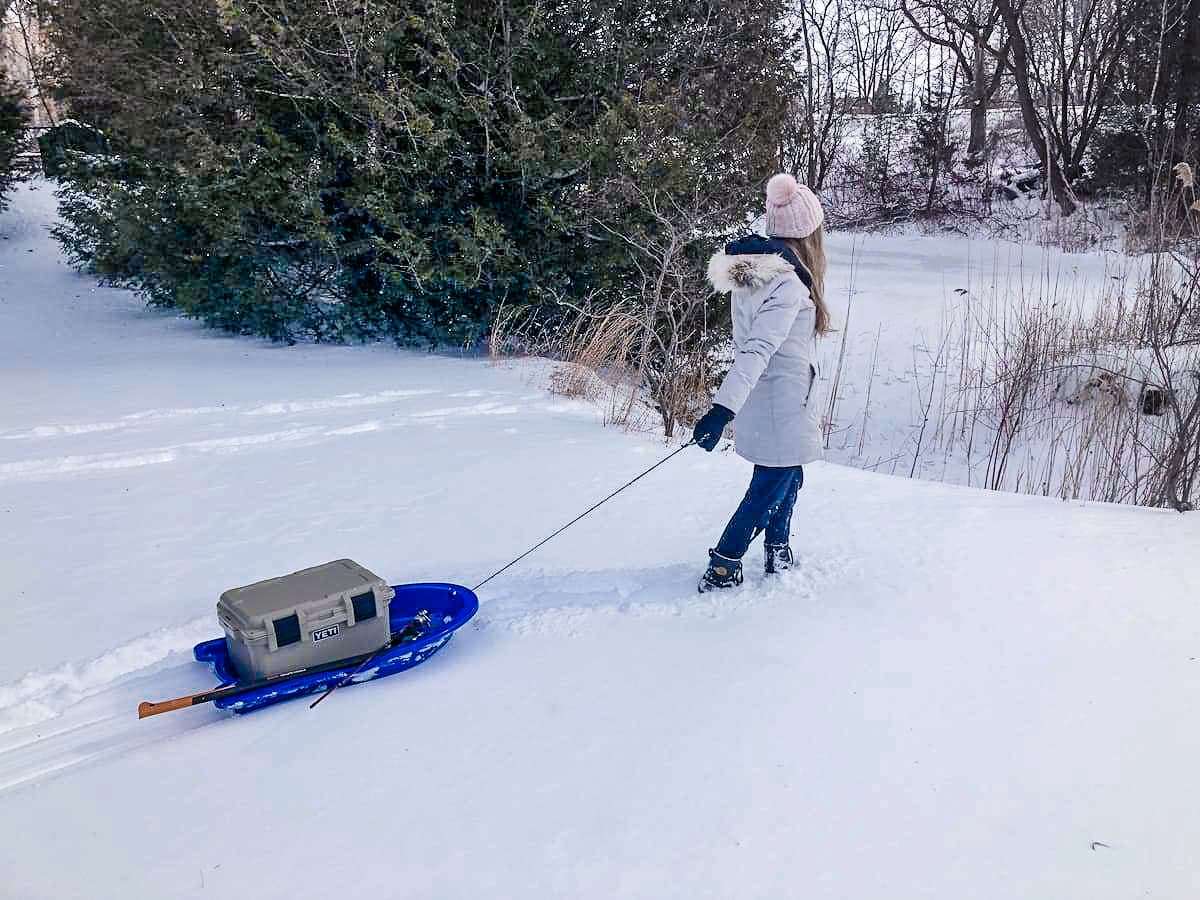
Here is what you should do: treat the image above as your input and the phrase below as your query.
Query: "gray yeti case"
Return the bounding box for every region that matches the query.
[218,559,395,681]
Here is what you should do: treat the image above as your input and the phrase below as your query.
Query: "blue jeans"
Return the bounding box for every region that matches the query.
[715,465,804,559]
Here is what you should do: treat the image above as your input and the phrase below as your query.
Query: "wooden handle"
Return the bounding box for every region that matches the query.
[137,635,407,719]
[138,697,193,719]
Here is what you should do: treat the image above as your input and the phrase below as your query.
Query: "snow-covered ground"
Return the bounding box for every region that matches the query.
[2,182,1199,899]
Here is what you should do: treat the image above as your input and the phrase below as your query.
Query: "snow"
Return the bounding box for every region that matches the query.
[813,228,1140,485]
[1,181,1199,898]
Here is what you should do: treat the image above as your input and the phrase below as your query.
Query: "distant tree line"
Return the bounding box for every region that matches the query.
[788,0,1200,222]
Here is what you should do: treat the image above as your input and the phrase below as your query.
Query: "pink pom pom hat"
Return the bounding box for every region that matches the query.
[763,173,824,239]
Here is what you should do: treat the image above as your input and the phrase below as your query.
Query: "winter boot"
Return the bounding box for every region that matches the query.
[698,549,744,593]
[764,543,794,576]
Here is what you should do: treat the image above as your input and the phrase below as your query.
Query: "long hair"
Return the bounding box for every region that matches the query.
[781,229,831,336]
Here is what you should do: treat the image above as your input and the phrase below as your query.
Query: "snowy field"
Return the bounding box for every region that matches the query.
[2,182,1199,899]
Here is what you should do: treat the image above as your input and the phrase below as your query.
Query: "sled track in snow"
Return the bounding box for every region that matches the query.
[0,702,226,794]
[0,555,846,795]
[0,617,216,741]
[0,389,441,442]
[0,391,544,484]
[0,387,542,444]
[0,648,227,794]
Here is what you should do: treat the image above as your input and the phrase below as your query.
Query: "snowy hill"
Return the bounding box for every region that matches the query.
[1,183,1198,899]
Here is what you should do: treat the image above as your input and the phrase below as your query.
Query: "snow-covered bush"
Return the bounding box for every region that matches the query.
[1050,346,1200,419]
[37,121,107,179]
[50,148,145,277]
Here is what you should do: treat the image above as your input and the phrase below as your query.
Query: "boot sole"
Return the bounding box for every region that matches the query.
[697,576,744,593]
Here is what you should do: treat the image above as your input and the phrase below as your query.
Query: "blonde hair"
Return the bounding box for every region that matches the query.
[781,228,831,336]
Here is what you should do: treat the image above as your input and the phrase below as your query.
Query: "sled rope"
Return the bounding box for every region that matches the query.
[471,440,696,592]
[310,440,694,711]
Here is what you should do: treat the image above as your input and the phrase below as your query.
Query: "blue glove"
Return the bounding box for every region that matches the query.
[692,404,735,451]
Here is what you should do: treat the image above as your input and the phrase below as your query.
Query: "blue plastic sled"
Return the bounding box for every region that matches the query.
[193,583,479,713]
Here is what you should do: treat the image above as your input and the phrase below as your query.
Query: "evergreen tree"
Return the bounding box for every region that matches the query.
[42,0,801,351]
[0,69,30,213]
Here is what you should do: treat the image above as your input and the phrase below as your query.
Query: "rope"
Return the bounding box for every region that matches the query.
[471,440,696,592]
[311,439,695,711]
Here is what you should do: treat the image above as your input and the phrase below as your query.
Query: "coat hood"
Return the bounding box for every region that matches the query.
[707,235,813,294]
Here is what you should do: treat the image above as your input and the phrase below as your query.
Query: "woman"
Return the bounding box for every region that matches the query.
[692,173,831,592]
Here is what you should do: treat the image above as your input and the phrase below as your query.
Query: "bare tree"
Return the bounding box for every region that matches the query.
[899,0,1009,161]
[1,0,56,126]
[564,180,734,437]
[996,0,1138,215]
[845,0,920,110]
[788,0,854,188]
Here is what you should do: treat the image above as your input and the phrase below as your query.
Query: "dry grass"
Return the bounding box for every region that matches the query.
[489,294,710,437]
[911,243,1200,508]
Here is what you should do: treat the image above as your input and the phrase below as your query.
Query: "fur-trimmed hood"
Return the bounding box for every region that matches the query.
[707,235,813,293]
[707,252,797,293]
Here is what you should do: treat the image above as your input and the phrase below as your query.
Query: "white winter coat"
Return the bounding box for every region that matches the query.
[708,250,823,467]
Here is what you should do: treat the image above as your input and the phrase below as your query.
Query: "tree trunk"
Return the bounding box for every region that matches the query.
[966,39,988,161]
[994,0,1077,215]
[968,99,988,161]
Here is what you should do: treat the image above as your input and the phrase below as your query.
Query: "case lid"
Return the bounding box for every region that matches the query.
[218,559,390,635]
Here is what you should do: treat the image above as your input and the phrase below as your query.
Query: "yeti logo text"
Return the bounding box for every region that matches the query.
[312,624,340,643]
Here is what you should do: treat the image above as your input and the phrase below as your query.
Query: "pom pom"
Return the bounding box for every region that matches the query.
[766,173,799,205]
